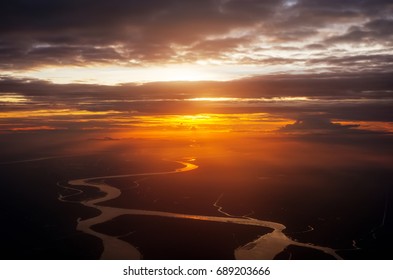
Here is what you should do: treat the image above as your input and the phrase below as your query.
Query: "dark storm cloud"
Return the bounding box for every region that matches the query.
[225,72,393,100]
[326,19,393,45]
[0,0,392,70]
[0,45,124,69]
[2,71,392,100]
[188,36,254,59]
[308,54,393,72]
[305,44,326,50]
[0,0,275,69]
[279,116,360,134]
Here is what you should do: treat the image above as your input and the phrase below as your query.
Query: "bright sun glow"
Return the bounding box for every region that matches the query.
[187,97,239,102]
[0,94,30,103]
[159,66,214,81]
[11,64,238,85]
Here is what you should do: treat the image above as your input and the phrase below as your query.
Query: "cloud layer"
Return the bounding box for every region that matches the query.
[1,1,392,135]
[1,72,392,134]
[1,0,392,75]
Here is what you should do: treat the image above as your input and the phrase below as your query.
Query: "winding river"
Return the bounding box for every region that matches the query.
[58,159,343,260]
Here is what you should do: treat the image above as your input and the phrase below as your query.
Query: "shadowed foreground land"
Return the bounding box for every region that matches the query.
[0,132,392,259]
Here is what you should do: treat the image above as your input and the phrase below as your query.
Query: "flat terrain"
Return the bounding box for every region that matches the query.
[1,133,392,259]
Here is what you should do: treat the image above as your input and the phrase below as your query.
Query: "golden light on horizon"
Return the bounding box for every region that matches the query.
[158,66,217,82]
[12,64,235,85]
[111,113,293,140]
[0,94,30,103]
[187,97,239,102]
[187,97,312,102]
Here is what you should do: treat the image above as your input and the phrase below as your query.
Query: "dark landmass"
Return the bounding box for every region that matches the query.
[275,245,336,260]
[92,214,272,260]
[0,156,103,259]
[1,131,392,259]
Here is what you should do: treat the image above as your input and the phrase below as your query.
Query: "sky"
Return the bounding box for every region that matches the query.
[0,0,392,136]
[1,0,393,83]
